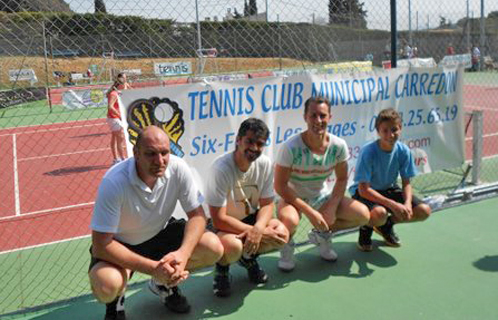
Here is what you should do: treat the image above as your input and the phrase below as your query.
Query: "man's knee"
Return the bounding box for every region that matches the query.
[370,206,388,226]
[413,203,431,221]
[198,232,224,264]
[89,263,127,303]
[219,234,243,264]
[278,208,300,235]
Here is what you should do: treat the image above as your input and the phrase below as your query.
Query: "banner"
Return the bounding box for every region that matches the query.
[439,54,472,68]
[154,61,192,76]
[62,88,108,109]
[120,66,464,193]
[0,87,46,109]
[8,69,37,82]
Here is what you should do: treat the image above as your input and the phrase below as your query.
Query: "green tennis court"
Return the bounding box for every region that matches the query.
[3,197,497,320]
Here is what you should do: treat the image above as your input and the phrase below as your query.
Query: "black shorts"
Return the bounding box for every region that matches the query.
[89,217,186,271]
[206,213,258,233]
[352,186,424,212]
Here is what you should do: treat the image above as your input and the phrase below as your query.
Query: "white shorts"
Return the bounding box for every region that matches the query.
[304,194,331,210]
[107,118,123,132]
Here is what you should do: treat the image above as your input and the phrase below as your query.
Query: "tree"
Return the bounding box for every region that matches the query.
[329,0,367,29]
[95,0,107,14]
[249,0,258,16]
[243,0,249,17]
[233,8,242,19]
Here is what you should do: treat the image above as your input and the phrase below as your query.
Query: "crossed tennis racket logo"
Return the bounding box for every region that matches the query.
[126,97,185,157]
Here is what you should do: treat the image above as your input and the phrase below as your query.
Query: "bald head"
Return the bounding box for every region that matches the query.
[134,125,170,151]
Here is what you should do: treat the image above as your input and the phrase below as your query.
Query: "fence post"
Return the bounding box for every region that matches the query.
[472,110,483,185]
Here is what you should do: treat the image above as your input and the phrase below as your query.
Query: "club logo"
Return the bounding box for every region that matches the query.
[126,97,185,157]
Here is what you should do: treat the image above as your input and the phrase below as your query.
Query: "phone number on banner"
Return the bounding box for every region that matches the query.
[368,105,459,132]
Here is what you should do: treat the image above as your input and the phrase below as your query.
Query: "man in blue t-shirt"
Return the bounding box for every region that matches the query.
[349,108,431,251]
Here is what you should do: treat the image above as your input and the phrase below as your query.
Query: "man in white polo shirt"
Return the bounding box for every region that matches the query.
[89,125,223,320]
[206,118,289,297]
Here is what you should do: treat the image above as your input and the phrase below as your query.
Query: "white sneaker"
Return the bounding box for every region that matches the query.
[308,230,338,262]
[278,241,296,272]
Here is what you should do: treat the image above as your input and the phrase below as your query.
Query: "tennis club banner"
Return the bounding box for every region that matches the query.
[120,66,464,186]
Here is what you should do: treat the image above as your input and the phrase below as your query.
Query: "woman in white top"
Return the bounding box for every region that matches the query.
[274,96,369,271]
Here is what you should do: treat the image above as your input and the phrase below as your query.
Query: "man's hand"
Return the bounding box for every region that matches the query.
[390,202,412,221]
[306,209,329,232]
[156,251,190,287]
[321,208,337,227]
[237,225,263,256]
[261,227,287,247]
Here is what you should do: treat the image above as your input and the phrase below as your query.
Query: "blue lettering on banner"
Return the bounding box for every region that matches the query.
[261,82,304,112]
[311,76,390,106]
[188,86,256,121]
[395,71,458,98]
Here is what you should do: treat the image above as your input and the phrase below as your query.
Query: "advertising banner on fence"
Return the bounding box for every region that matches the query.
[0,87,46,109]
[62,88,108,109]
[439,54,472,68]
[154,61,192,76]
[120,66,464,197]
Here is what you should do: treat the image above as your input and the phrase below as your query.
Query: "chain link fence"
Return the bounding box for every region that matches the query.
[0,0,497,315]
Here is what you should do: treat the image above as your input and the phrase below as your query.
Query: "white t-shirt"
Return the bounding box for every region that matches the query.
[275,133,350,200]
[205,152,274,220]
[90,156,203,245]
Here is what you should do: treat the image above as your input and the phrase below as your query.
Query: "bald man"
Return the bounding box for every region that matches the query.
[89,126,223,320]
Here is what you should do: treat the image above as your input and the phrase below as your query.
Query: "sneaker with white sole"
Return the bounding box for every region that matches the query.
[278,241,296,272]
[308,229,338,261]
[104,294,125,320]
[148,279,191,313]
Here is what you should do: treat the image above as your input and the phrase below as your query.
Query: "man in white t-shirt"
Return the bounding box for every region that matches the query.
[275,96,370,271]
[89,126,223,320]
[206,118,289,297]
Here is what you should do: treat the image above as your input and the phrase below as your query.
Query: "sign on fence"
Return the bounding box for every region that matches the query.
[8,69,37,82]
[439,54,472,68]
[0,87,46,109]
[120,66,465,198]
[154,62,192,76]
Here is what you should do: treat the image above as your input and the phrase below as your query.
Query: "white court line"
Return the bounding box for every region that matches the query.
[0,202,95,222]
[18,147,109,162]
[0,234,91,256]
[0,118,106,133]
[465,132,498,141]
[466,105,498,112]
[0,122,106,138]
[12,134,21,216]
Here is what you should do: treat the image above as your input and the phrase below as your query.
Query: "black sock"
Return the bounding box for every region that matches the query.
[216,263,229,273]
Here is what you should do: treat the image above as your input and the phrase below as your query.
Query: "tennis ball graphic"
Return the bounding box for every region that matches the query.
[126,97,185,157]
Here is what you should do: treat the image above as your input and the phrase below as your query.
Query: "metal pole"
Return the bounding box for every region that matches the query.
[479,0,485,71]
[42,20,50,87]
[472,110,483,184]
[466,0,470,52]
[195,0,202,53]
[265,0,269,22]
[390,0,397,68]
[408,0,412,45]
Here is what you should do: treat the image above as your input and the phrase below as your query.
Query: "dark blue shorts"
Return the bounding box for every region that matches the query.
[89,217,186,271]
[352,186,424,212]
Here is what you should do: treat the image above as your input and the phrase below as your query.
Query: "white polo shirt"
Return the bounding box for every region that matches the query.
[91,156,203,245]
[205,152,274,220]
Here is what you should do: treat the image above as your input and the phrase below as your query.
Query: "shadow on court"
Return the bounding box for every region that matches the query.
[473,255,498,272]
[44,165,110,176]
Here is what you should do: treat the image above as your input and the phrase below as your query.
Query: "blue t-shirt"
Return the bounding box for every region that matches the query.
[349,140,417,195]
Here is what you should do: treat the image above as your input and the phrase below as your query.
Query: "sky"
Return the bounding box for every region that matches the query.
[69,0,498,31]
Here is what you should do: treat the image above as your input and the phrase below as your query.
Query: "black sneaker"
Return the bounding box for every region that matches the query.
[238,254,268,284]
[373,218,401,247]
[104,295,126,320]
[213,264,231,297]
[148,279,191,313]
[357,226,373,252]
